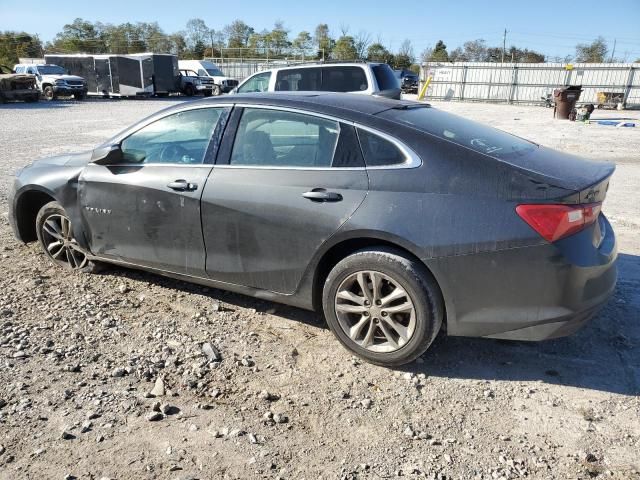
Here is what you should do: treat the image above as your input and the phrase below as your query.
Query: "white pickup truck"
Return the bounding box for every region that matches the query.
[13,64,88,100]
[178,60,238,96]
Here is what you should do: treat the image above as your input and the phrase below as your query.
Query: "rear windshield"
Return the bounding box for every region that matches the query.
[372,64,400,91]
[380,106,537,160]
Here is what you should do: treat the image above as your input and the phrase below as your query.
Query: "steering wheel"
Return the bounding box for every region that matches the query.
[159,144,190,163]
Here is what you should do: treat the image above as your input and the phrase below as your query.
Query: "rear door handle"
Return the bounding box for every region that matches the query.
[167,179,198,192]
[302,188,343,202]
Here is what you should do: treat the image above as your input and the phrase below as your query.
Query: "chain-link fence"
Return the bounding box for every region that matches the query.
[421,62,640,107]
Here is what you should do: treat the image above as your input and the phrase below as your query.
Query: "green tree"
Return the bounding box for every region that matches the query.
[430,40,449,61]
[292,31,312,57]
[0,31,42,65]
[50,18,105,53]
[266,21,290,57]
[224,20,254,51]
[332,35,357,60]
[186,18,210,53]
[367,42,393,64]
[575,36,608,62]
[392,39,414,68]
[314,24,333,59]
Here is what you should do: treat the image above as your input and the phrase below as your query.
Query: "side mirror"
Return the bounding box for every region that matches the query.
[91,144,123,165]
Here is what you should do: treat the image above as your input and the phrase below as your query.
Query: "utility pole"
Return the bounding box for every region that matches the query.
[609,38,617,63]
[210,31,215,59]
[501,28,507,63]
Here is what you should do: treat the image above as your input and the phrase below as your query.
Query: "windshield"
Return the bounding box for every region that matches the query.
[206,68,224,76]
[380,106,537,160]
[37,65,66,75]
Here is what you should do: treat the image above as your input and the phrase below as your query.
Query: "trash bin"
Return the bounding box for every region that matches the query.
[553,86,583,119]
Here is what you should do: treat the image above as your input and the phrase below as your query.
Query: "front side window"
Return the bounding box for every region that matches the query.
[238,72,271,93]
[121,108,224,164]
[230,108,340,167]
[357,128,407,167]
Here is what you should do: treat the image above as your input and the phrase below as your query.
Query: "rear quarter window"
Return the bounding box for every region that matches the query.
[321,66,368,92]
[357,128,407,167]
[380,107,537,160]
[372,64,400,91]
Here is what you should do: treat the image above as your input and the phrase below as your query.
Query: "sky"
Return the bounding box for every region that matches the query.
[1,0,640,60]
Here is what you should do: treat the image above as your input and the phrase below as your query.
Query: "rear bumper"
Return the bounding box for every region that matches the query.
[427,214,618,340]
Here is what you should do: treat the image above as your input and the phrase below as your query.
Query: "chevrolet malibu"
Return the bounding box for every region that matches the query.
[8,93,617,366]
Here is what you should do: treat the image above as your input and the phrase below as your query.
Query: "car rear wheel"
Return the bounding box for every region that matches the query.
[73,93,85,100]
[322,248,443,367]
[36,201,100,273]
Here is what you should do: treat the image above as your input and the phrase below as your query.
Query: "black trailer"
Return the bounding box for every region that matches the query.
[44,53,180,97]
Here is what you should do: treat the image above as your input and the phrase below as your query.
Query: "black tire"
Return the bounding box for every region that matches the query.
[212,84,221,96]
[322,248,443,367]
[202,90,212,97]
[183,84,195,97]
[43,85,54,101]
[35,201,101,273]
[73,93,85,100]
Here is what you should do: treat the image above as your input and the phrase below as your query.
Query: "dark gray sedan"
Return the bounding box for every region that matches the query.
[8,93,617,366]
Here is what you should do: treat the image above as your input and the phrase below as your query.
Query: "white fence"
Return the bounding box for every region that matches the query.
[421,62,640,107]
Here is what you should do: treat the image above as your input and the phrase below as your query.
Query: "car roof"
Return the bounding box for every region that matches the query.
[196,92,418,118]
[257,62,382,74]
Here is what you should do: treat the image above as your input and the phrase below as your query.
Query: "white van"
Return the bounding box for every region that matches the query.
[177,60,238,95]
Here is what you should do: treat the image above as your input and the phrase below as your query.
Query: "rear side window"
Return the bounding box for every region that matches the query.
[372,64,400,91]
[275,68,321,91]
[321,66,368,92]
[357,128,406,167]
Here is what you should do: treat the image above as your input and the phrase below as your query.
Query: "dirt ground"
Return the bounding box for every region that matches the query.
[0,97,638,480]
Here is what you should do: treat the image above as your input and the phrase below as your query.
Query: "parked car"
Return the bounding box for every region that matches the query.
[394,69,419,94]
[234,62,401,99]
[178,60,238,95]
[179,69,214,97]
[8,93,617,366]
[0,65,39,103]
[13,64,87,100]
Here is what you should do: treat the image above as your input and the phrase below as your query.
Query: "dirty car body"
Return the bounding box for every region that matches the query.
[0,65,39,103]
[9,92,617,352]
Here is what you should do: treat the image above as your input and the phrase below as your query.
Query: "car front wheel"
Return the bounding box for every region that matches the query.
[322,248,443,366]
[36,201,100,273]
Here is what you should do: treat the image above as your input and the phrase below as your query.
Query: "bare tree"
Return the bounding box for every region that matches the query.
[354,30,371,60]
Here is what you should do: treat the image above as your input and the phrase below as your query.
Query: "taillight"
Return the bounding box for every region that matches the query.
[516,203,602,242]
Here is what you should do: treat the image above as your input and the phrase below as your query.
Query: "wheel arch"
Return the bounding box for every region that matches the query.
[13,187,57,242]
[309,233,447,327]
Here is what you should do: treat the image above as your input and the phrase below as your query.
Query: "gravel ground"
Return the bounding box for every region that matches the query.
[0,97,639,480]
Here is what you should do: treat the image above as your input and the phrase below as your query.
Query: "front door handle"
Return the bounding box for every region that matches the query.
[302,188,343,202]
[167,179,198,192]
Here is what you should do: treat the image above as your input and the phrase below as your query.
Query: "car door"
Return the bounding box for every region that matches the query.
[78,106,230,276]
[201,106,369,294]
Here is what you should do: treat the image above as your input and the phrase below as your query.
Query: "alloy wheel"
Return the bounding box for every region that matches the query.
[334,270,416,353]
[40,213,88,269]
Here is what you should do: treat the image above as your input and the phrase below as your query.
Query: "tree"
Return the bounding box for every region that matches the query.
[314,24,333,59]
[332,36,357,60]
[430,40,449,61]
[353,31,371,60]
[185,18,210,53]
[393,39,414,68]
[0,31,42,65]
[575,37,608,62]
[419,47,433,63]
[292,31,312,57]
[224,20,254,51]
[367,43,393,64]
[266,21,290,57]
[50,18,104,53]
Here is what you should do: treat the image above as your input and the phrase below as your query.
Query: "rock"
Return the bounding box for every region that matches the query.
[188,424,198,432]
[403,426,415,437]
[360,398,372,409]
[248,433,258,444]
[0,399,6,409]
[160,403,173,415]
[202,342,221,362]
[150,377,165,397]
[444,454,452,464]
[118,284,129,294]
[0,444,5,455]
[61,430,75,440]
[273,413,288,424]
[87,411,101,420]
[241,357,255,367]
[111,367,126,378]
[146,412,163,422]
[152,401,161,412]
[257,390,280,402]
[81,421,93,433]
[12,351,27,359]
